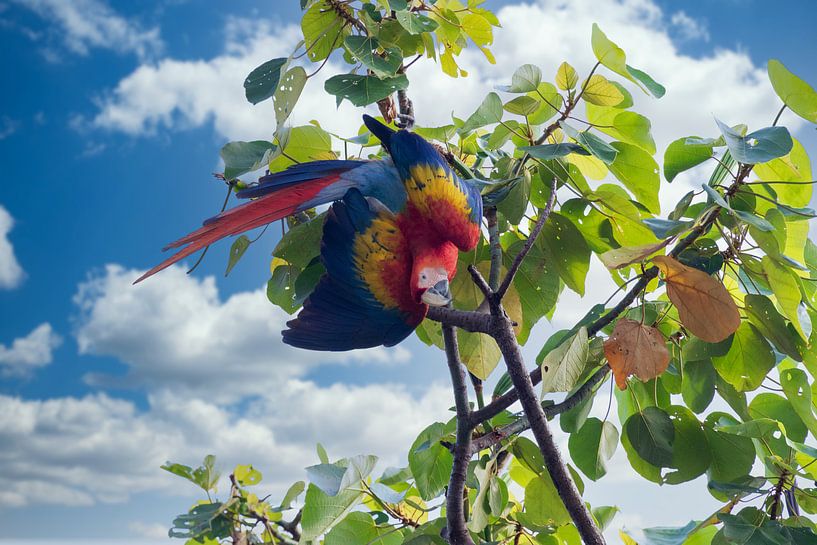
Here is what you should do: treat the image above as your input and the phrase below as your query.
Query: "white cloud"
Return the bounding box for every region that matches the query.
[0,323,62,377]
[11,0,162,60]
[0,205,25,289]
[0,116,19,139]
[670,11,710,42]
[0,381,451,508]
[74,264,410,402]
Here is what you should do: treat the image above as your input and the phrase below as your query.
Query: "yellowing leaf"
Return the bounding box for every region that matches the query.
[599,240,671,270]
[652,256,741,343]
[604,318,670,389]
[556,61,578,91]
[582,75,625,106]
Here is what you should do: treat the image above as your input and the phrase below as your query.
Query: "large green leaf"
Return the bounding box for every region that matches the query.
[608,141,661,213]
[325,74,409,107]
[537,212,591,295]
[681,360,716,414]
[301,483,364,541]
[715,119,793,165]
[541,327,589,393]
[520,143,590,160]
[744,294,802,360]
[754,138,813,208]
[274,66,308,129]
[344,36,402,77]
[663,137,713,182]
[780,367,817,438]
[703,413,755,484]
[301,0,350,62]
[408,423,454,500]
[220,140,275,179]
[664,406,710,484]
[524,474,570,526]
[590,24,663,97]
[504,239,560,331]
[497,64,542,93]
[624,407,675,468]
[762,256,806,338]
[325,512,402,545]
[395,10,439,34]
[244,58,287,105]
[712,323,775,391]
[568,417,619,481]
[268,125,335,172]
[460,92,503,132]
[768,59,817,123]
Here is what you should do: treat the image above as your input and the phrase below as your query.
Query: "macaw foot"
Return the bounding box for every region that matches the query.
[395,112,414,129]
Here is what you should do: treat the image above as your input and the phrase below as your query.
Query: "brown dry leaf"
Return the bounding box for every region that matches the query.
[604,318,670,389]
[599,239,672,270]
[652,255,740,343]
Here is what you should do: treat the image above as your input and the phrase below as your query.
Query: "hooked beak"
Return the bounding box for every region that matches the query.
[421,279,451,307]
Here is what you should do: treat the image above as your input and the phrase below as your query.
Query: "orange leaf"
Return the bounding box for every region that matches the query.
[604,318,670,389]
[652,255,740,343]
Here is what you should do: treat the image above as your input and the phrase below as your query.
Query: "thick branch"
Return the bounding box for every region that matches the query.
[442,324,476,545]
[491,316,605,545]
[426,306,494,333]
[470,365,610,453]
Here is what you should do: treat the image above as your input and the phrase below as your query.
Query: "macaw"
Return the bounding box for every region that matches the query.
[135,115,483,350]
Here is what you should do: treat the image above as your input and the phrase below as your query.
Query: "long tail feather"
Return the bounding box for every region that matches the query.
[134,173,343,284]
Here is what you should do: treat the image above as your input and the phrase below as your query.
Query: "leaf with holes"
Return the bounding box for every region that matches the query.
[624,407,674,468]
[604,319,670,389]
[274,66,308,129]
[324,74,408,107]
[652,256,740,343]
[244,58,287,105]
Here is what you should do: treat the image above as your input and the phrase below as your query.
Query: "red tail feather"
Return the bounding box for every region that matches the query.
[134,176,339,284]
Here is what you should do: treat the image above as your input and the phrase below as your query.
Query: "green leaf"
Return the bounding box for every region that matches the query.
[641,218,691,239]
[497,64,541,93]
[712,323,775,391]
[408,423,454,500]
[762,256,806,338]
[273,216,324,268]
[581,74,625,106]
[733,210,774,231]
[344,36,402,77]
[768,59,817,123]
[279,481,305,510]
[244,58,287,105]
[504,96,540,116]
[608,141,661,213]
[395,10,439,34]
[339,454,378,492]
[715,119,793,165]
[504,238,560,331]
[663,137,713,182]
[325,512,402,545]
[561,122,618,164]
[324,74,409,107]
[642,521,698,545]
[754,138,813,207]
[460,92,503,132]
[268,125,334,172]
[664,406,710,484]
[306,463,347,496]
[624,407,675,468]
[702,184,729,208]
[234,464,262,486]
[192,455,220,492]
[525,474,570,526]
[716,418,781,438]
[780,367,817,438]
[301,1,350,62]
[541,327,589,393]
[744,294,802,360]
[220,140,275,180]
[224,235,250,277]
[169,501,231,540]
[556,61,578,91]
[626,65,666,98]
[703,414,755,483]
[273,66,308,129]
[569,417,619,481]
[682,360,716,414]
[496,175,530,224]
[749,393,808,445]
[520,143,590,160]
[537,212,591,295]
[301,483,364,541]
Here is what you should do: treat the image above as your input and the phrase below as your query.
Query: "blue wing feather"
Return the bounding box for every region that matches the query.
[282,188,421,351]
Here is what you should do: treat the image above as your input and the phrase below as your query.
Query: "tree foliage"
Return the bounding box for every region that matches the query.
[164,1,817,544]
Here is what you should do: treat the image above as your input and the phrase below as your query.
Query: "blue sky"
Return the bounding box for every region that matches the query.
[0,0,816,542]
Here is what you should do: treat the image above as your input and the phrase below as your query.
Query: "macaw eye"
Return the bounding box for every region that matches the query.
[420,273,427,281]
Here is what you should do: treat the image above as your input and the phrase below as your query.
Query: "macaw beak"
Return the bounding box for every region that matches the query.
[421,279,451,307]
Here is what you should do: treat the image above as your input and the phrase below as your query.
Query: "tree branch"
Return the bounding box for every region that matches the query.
[426,306,494,333]
[491,315,606,545]
[442,324,476,545]
[486,207,502,290]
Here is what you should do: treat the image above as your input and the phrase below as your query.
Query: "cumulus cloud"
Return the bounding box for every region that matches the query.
[0,323,62,377]
[74,264,410,402]
[10,0,162,61]
[670,11,710,42]
[0,381,451,507]
[0,205,25,289]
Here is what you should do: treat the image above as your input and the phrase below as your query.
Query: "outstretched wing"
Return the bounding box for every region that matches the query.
[282,188,425,351]
[363,115,482,252]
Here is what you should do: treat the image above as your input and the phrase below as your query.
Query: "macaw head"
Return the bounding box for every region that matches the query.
[410,242,459,307]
